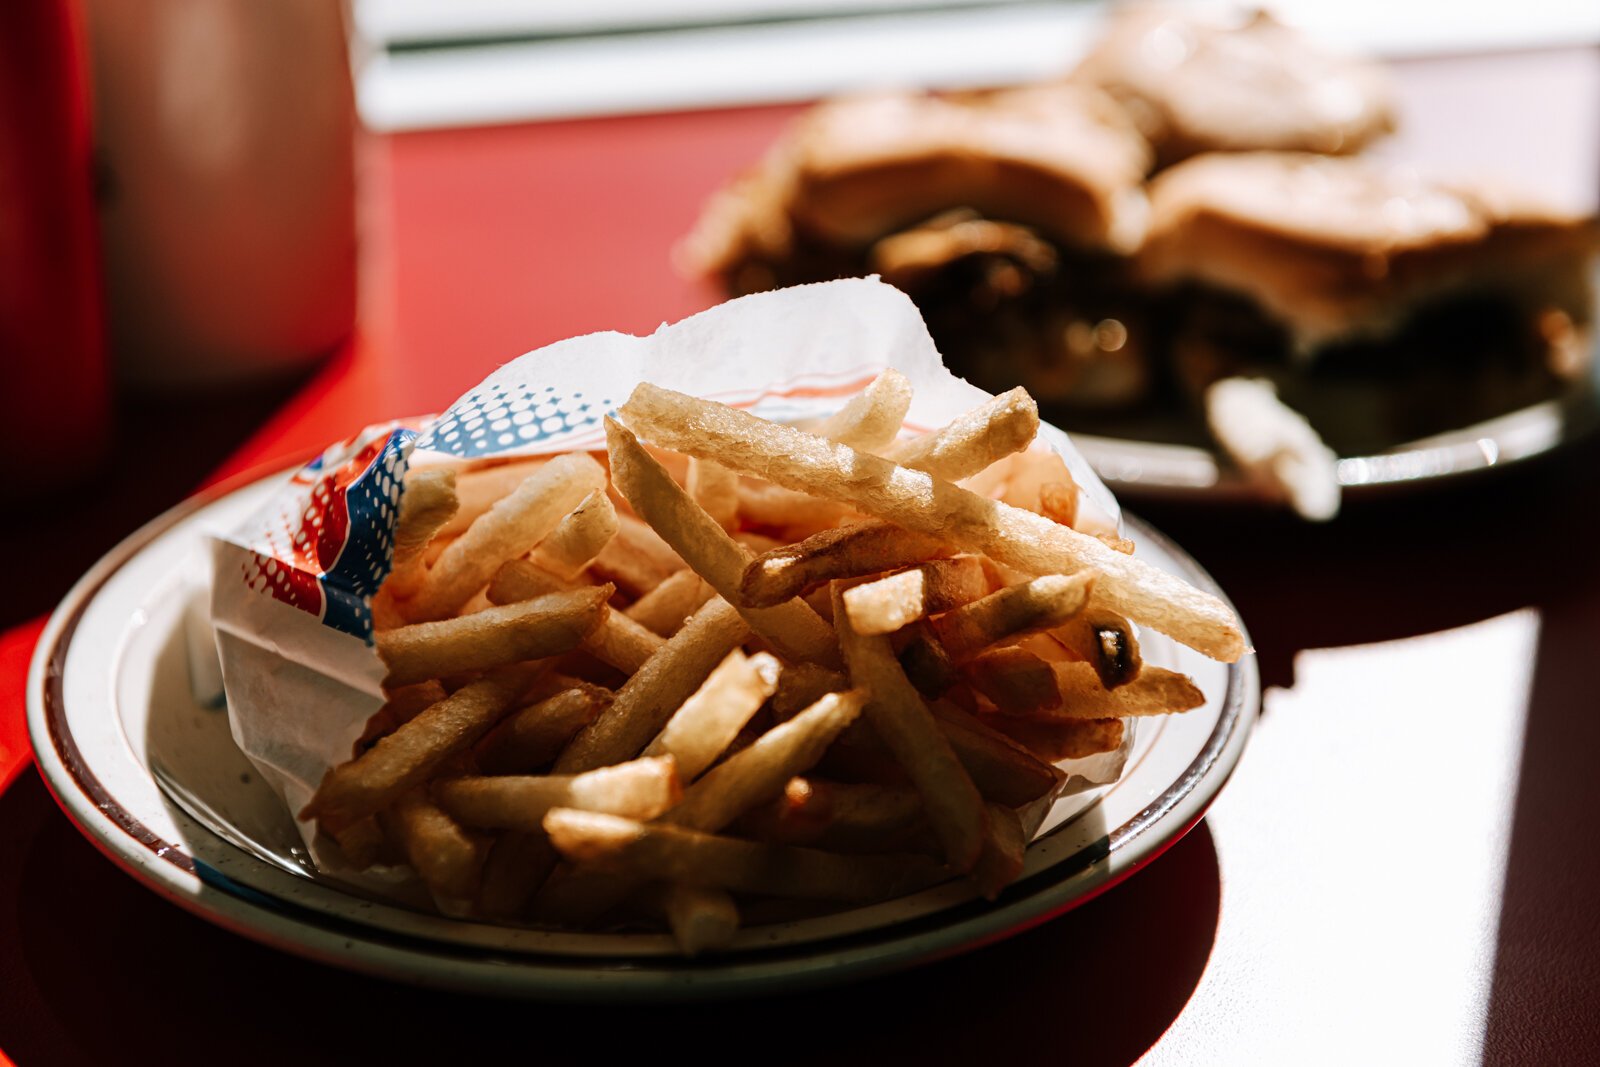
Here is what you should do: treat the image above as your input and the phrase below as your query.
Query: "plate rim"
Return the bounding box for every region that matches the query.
[1071,371,1600,500]
[27,465,1259,1001]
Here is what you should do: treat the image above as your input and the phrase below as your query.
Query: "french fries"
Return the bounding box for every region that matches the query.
[840,556,994,636]
[296,371,1240,955]
[619,383,1246,662]
[404,453,607,621]
[376,587,610,687]
[433,756,682,829]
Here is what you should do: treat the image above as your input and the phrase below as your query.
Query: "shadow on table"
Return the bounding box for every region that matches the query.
[3,764,1220,1066]
[1481,550,1600,1062]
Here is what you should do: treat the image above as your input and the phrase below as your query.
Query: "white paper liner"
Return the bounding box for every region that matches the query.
[205,278,1134,890]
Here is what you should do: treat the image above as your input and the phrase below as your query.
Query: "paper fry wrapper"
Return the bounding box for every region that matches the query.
[208,278,1130,875]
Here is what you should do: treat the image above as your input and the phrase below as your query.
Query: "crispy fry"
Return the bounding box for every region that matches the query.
[438,459,545,538]
[659,882,740,957]
[734,480,860,534]
[1039,480,1079,528]
[543,809,945,903]
[926,572,1095,663]
[808,368,913,450]
[733,778,939,856]
[963,646,1062,715]
[972,803,1027,901]
[407,453,606,621]
[382,787,486,901]
[301,662,543,832]
[475,684,610,774]
[770,661,849,721]
[434,756,681,829]
[527,488,618,580]
[488,559,665,674]
[986,715,1126,761]
[385,468,459,600]
[376,586,610,687]
[328,815,389,868]
[475,831,559,919]
[588,513,688,597]
[1050,610,1142,689]
[606,418,840,668]
[882,386,1039,480]
[832,582,986,873]
[641,650,782,780]
[1040,662,1205,718]
[619,384,1245,661]
[664,688,867,831]
[841,556,993,635]
[896,622,961,698]
[687,457,741,532]
[928,702,1065,806]
[555,598,751,773]
[624,569,715,636]
[355,680,449,756]
[739,521,950,608]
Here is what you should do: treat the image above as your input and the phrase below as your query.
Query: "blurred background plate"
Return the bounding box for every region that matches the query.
[1071,356,1600,502]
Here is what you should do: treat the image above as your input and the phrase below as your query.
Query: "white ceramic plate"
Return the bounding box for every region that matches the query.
[28,470,1257,1001]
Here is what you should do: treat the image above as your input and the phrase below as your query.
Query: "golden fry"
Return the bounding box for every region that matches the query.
[664,688,867,832]
[808,368,913,451]
[832,582,987,873]
[926,572,1095,662]
[527,488,618,580]
[407,453,606,621]
[881,386,1039,480]
[1043,662,1204,718]
[433,756,681,829]
[841,556,993,635]
[986,715,1126,761]
[624,569,715,636]
[555,598,751,773]
[929,702,1065,806]
[606,418,840,668]
[963,646,1062,715]
[385,468,459,600]
[475,684,610,774]
[659,882,740,957]
[301,662,543,832]
[438,459,545,538]
[618,384,1245,661]
[1050,610,1142,690]
[488,559,665,674]
[734,778,939,856]
[588,513,688,597]
[382,787,486,901]
[474,830,559,919]
[686,457,741,532]
[740,522,950,608]
[642,650,782,781]
[543,809,945,903]
[376,586,610,687]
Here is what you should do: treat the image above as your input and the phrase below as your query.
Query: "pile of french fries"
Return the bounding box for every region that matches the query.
[299,372,1245,955]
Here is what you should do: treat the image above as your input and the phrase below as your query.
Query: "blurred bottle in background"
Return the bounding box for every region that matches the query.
[1,0,109,494]
[86,0,358,389]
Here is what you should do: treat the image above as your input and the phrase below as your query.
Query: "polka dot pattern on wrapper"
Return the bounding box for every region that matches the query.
[236,426,415,641]
[321,429,414,637]
[415,385,608,458]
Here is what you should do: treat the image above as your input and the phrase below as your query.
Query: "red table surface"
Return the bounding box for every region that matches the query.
[6,48,1600,1065]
